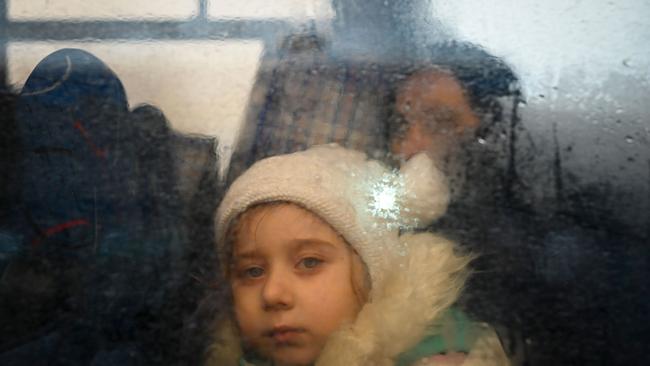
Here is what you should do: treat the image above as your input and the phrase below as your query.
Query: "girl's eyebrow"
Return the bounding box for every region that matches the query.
[290,239,340,252]
[232,249,261,260]
[233,239,342,261]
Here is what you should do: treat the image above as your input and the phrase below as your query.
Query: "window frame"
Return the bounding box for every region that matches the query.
[0,0,297,89]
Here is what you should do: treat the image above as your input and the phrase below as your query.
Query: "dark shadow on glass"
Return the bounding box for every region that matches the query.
[0,48,222,365]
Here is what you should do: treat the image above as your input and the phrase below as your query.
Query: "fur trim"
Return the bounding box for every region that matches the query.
[316,232,471,366]
[205,317,242,366]
[205,232,486,366]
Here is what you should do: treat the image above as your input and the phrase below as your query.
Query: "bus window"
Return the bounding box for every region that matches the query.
[0,1,648,365]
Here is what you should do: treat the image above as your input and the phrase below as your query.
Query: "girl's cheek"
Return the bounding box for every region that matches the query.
[232,287,260,317]
[231,279,255,303]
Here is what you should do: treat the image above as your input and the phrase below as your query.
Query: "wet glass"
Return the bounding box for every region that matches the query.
[0,0,648,365]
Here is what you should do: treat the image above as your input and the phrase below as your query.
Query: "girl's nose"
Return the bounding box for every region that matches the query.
[261,268,294,311]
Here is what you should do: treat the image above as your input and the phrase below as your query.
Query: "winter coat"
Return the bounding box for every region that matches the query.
[205,233,510,366]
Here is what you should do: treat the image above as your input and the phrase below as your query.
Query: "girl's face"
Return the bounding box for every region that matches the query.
[229,203,367,366]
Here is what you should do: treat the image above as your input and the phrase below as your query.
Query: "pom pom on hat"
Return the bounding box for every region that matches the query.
[215,144,449,292]
[399,152,450,227]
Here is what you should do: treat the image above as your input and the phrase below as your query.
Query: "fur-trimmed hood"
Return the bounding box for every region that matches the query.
[205,232,509,366]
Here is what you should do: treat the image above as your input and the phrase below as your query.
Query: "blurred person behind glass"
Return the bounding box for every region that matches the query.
[385,42,529,364]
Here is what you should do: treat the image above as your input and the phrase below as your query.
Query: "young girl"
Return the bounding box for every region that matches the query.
[207,144,509,365]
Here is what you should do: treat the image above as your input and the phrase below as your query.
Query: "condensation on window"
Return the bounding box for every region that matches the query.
[8,40,263,175]
[0,1,649,365]
[8,0,199,20]
[208,0,334,21]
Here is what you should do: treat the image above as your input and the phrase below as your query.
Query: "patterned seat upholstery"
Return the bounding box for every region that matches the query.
[227,34,394,184]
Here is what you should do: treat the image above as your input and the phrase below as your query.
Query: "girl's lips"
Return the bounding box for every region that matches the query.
[266,326,305,343]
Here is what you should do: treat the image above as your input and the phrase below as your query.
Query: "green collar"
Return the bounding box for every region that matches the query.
[395,308,476,366]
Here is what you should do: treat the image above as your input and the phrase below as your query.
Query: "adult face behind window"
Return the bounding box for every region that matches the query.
[390,67,479,165]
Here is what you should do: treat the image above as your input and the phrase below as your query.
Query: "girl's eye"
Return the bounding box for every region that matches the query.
[244,266,265,278]
[299,257,323,270]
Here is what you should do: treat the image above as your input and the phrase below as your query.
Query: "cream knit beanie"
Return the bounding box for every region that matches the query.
[215,144,449,294]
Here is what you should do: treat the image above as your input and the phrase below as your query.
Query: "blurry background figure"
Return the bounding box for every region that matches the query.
[16,48,138,249]
[383,43,530,363]
[390,66,480,165]
[0,48,221,365]
[386,41,521,200]
[3,48,142,365]
[128,103,222,365]
[130,104,179,230]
